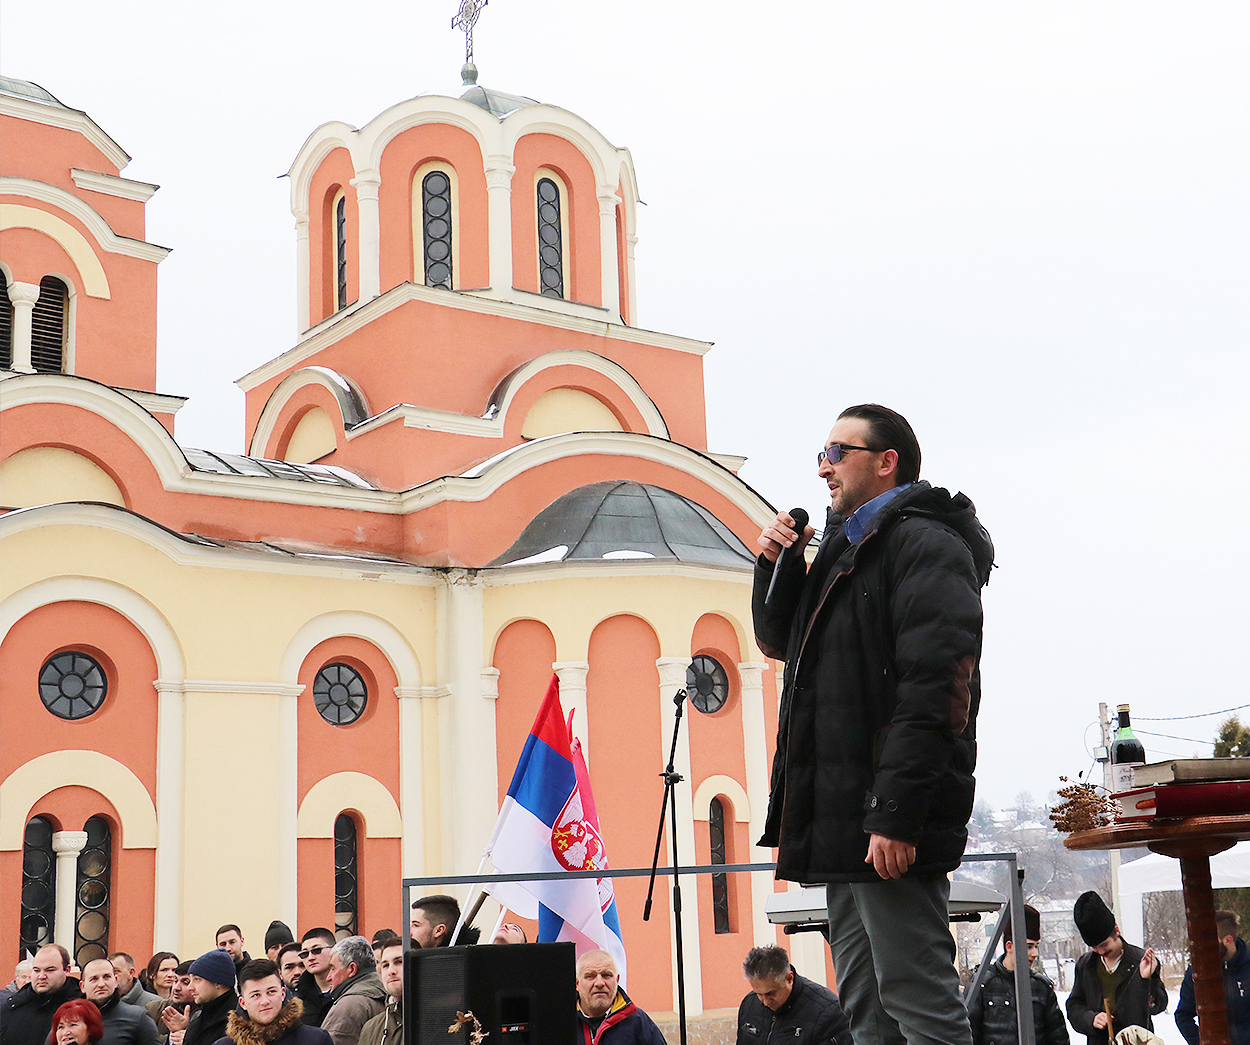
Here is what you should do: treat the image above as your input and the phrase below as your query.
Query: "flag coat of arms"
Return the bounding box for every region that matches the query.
[484,675,628,985]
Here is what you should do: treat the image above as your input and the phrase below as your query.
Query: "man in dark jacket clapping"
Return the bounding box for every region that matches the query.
[1066,892,1166,1045]
[737,945,851,1045]
[754,404,994,1045]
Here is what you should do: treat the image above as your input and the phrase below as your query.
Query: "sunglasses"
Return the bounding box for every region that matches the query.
[298,945,329,959]
[817,443,877,466]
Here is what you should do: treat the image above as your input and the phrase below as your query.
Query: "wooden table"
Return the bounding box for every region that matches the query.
[1066,815,1250,1045]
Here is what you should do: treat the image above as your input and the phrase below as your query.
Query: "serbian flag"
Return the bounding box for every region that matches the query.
[484,675,628,986]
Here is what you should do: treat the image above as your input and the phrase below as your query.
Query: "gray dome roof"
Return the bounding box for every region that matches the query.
[460,83,538,119]
[0,75,66,108]
[490,481,755,568]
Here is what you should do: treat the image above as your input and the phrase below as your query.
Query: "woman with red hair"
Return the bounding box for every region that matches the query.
[49,999,103,1045]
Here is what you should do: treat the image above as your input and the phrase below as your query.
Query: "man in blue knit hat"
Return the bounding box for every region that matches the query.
[161,951,237,1045]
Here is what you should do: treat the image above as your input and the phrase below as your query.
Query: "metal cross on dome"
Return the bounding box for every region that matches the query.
[452,0,487,66]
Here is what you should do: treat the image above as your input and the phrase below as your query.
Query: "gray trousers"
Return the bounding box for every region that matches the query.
[826,874,972,1045]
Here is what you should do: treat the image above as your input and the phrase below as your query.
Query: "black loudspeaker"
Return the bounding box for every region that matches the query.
[405,941,577,1045]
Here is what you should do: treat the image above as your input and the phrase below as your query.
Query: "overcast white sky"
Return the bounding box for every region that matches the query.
[5,3,1249,810]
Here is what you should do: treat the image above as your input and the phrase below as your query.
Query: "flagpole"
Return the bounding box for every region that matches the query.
[643,687,689,1045]
[449,855,490,945]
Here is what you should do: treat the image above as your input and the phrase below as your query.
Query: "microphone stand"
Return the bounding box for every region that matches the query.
[643,687,688,1045]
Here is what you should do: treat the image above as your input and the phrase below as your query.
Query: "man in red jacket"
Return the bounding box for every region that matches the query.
[575,951,664,1045]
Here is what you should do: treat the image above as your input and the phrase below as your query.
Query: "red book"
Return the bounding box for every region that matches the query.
[1114,781,1250,822]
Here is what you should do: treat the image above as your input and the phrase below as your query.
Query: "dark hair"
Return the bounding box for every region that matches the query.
[411,895,461,935]
[41,945,72,970]
[837,404,921,485]
[175,961,193,976]
[742,945,790,982]
[237,959,280,989]
[215,925,242,940]
[371,932,402,951]
[51,1000,104,1044]
[1217,910,1240,941]
[1003,904,1041,946]
[300,928,335,948]
[277,943,302,964]
[145,952,178,987]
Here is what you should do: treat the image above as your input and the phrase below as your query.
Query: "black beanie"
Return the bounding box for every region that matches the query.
[264,920,294,952]
[1074,891,1117,946]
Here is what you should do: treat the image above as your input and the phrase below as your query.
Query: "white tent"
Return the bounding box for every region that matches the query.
[1118,841,1250,944]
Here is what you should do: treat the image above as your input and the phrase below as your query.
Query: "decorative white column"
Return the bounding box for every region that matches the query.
[738,661,776,948]
[596,191,621,321]
[552,661,590,765]
[351,172,382,302]
[7,281,40,373]
[438,570,498,873]
[278,685,301,931]
[52,830,87,951]
[294,210,311,333]
[624,233,639,326]
[153,680,186,952]
[484,156,515,294]
[655,657,704,1017]
[397,686,427,876]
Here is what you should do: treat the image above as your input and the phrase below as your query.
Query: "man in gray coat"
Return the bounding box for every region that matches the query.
[82,958,158,1045]
[320,939,385,1045]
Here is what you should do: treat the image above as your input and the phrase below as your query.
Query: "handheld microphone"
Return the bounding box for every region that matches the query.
[765,507,809,607]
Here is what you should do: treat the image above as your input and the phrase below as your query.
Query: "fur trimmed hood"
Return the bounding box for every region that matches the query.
[225,999,303,1045]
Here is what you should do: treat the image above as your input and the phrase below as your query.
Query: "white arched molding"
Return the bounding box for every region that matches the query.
[284,124,359,226]
[412,161,460,290]
[297,773,402,837]
[248,366,369,458]
[488,350,668,439]
[691,776,750,822]
[656,656,703,1017]
[0,573,187,947]
[737,660,775,947]
[0,204,110,298]
[279,610,422,687]
[0,751,158,850]
[501,110,619,190]
[534,168,571,299]
[0,180,170,264]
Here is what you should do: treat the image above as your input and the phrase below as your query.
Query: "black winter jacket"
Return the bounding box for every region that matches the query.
[1065,942,1166,1045]
[95,991,159,1045]
[294,976,331,1029]
[1174,937,1250,1045]
[966,959,1067,1045]
[0,978,84,1045]
[737,970,852,1045]
[753,482,993,882]
[185,989,238,1045]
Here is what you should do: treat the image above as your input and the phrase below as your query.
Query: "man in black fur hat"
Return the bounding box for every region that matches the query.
[1066,891,1166,1045]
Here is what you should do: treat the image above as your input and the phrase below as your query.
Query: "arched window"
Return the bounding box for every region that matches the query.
[334,813,359,939]
[536,177,565,299]
[421,171,454,290]
[20,816,57,957]
[0,270,14,369]
[75,815,112,964]
[709,797,731,934]
[335,194,348,312]
[32,276,68,373]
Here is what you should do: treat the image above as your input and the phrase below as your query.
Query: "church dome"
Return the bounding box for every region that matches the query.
[459,83,538,119]
[0,75,66,108]
[490,481,756,568]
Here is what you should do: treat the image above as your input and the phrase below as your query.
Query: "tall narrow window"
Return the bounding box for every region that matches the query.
[334,813,359,939]
[75,816,112,965]
[335,195,348,311]
[709,797,731,934]
[21,816,57,957]
[0,270,14,369]
[31,276,67,373]
[422,171,453,289]
[536,178,564,299]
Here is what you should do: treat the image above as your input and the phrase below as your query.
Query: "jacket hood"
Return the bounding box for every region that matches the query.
[224,999,303,1045]
[842,480,994,586]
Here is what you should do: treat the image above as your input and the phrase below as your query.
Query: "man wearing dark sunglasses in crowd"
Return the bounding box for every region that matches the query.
[294,930,336,1027]
[754,403,994,1045]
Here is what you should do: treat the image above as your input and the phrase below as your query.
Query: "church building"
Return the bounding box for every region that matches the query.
[0,66,829,1022]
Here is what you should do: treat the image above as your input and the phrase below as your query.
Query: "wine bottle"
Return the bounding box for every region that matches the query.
[1110,703,1147,793]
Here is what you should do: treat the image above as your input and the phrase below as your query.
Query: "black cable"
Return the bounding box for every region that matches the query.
[1136,703,1250,723]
